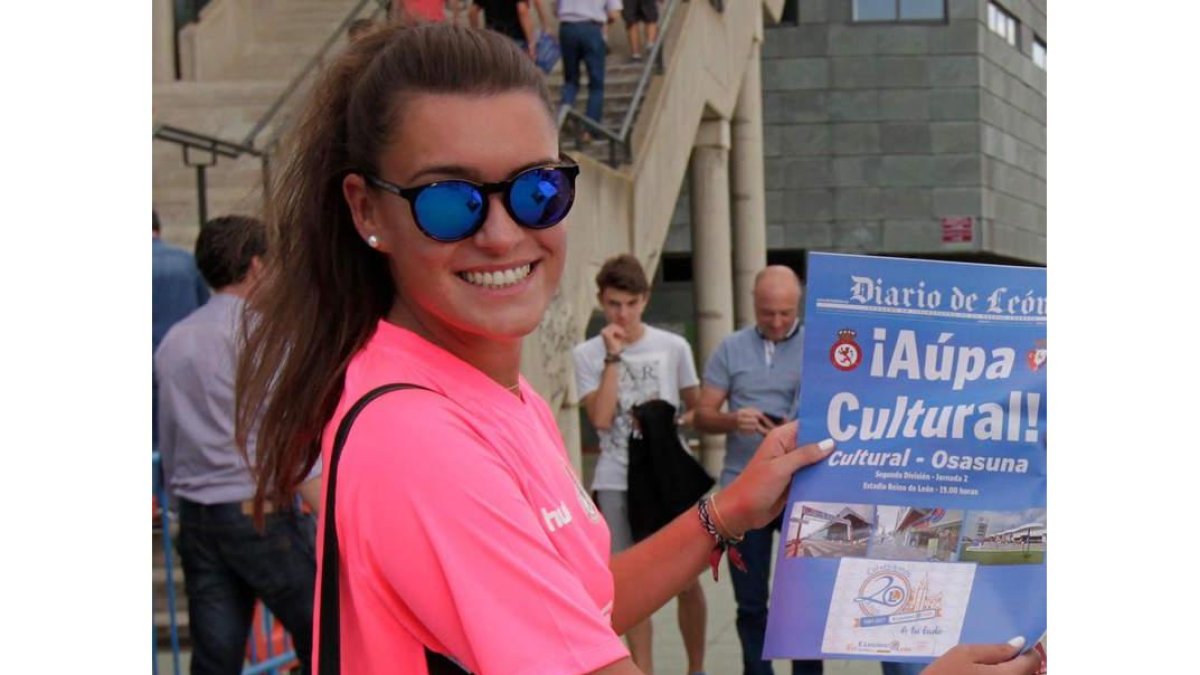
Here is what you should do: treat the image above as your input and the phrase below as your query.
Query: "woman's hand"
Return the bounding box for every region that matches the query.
[714,422,833,536]
[924,639,1044,675]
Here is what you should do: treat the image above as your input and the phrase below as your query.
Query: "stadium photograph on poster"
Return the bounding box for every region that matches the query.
[958,509,1047,565]
[784,502,875,559]
[869,505,965,563]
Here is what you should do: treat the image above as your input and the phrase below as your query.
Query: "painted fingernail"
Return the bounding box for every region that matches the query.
[818,438,835,452]
[1007,636,1025,649]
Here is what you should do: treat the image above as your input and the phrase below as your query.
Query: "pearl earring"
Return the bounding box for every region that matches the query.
[367,235,379,248]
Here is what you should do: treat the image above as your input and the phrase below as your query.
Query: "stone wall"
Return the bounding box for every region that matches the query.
[663,0,1047,264]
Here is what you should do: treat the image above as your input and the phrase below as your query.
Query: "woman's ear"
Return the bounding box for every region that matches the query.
[343,173,389,252]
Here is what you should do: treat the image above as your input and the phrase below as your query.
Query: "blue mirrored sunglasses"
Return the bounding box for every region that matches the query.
[363,157,580,243]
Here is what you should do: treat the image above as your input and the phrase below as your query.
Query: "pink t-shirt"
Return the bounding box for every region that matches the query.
[314,322,627,674]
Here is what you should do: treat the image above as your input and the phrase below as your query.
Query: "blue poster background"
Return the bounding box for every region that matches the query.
[763,253,1046,663]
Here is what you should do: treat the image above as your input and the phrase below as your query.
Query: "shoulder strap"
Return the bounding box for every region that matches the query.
[317,383,470,675]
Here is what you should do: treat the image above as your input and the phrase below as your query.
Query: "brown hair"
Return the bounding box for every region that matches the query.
[595,254,650,295]
[194,215,266,290]
[236,23,553,518]
[347,18,377,42]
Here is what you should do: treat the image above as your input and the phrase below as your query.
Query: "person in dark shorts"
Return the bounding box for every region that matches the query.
[472,0,548,57]
[622,0,658,61]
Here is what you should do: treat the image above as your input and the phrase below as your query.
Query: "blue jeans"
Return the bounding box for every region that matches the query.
[730,517,822,675]
[177,500,317,675]
[559,21,607,123]
[882,663,926,675]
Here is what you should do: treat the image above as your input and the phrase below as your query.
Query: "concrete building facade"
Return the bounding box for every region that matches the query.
[658,0,1046,297]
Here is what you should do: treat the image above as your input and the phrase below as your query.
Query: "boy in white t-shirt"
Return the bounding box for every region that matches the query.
[572,254,707,675]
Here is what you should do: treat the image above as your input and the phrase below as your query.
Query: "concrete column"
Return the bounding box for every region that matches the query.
[153,0,176,82]
[689,118,734,478]
[731,37,768,329]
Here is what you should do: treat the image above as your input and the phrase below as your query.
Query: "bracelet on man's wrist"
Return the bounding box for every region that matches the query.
[603,351,623,364]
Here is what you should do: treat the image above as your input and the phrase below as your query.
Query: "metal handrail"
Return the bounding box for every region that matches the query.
[617,0,680,141]
[560,108,628,167]
[242,0,390,151]
[558,0,681,167]
[153,123,266,228]
[154,124,263,159]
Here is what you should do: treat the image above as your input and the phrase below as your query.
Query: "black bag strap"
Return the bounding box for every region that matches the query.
[317,383,470,675]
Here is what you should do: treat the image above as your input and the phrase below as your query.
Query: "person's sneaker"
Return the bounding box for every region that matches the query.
[628,52,643,63]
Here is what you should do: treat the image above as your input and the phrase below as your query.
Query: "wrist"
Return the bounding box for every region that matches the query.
[697,496,742,545]
[603,350,623,363]
[709,492,746,541]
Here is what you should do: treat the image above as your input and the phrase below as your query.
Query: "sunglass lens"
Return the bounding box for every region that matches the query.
[509,168,575,228]
[413,182,485,241]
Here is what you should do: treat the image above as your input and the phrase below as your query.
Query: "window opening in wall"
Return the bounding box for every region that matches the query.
[987,2,1019,47]
[852,0,946,22]
[661,254,694,283]
[779,0,799,25]
[1032,37,1046,69]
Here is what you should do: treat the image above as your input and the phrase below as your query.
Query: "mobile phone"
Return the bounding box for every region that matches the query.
[763,413,785,425]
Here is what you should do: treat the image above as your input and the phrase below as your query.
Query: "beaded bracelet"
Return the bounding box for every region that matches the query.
[698,496,747,581]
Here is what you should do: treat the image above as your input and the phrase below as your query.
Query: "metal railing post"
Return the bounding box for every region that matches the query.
[260,156,272,223]
[195,165,208,228]
[154,453,182,675]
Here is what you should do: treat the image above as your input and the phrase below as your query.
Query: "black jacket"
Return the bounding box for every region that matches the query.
[626,399,715,542]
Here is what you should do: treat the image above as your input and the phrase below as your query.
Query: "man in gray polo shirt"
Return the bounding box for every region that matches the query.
[694,265,821,675]
[156,215,320,675]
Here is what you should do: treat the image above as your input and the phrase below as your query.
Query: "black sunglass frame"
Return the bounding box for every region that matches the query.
[362,155,581,242]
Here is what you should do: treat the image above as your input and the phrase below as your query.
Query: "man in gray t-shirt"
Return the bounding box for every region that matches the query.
[694,265,821,675]
[572,254,705,675]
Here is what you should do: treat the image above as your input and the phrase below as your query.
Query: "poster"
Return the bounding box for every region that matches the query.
[764,253,1046,665]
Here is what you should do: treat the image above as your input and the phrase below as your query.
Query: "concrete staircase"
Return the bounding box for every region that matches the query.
[154,0,378,248]
[548,58,647,157]
[153,81,278,248]
[178,0,363,82]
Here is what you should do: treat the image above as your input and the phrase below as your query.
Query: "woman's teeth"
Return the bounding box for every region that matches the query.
[459,263,533,289]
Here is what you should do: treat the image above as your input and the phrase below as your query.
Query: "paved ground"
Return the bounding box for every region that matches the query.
[158,461,897,673]
[157,562,891,674]
[640,539,886,675]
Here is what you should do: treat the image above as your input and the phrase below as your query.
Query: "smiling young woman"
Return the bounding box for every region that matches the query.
[234,21,1044,675]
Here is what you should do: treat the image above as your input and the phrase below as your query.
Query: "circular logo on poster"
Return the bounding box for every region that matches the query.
[854,569,911,617]
[830,329,863,371]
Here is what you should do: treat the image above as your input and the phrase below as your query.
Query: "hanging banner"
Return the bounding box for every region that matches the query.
[764,252,1046,666]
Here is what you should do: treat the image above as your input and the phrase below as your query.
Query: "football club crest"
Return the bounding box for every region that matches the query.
[830,329,863,371]
[1026,340,1047,372]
